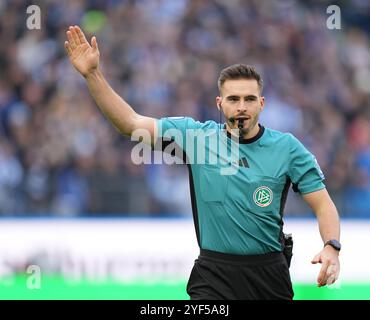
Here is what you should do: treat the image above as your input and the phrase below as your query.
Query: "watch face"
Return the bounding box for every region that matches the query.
[326,240,341,251]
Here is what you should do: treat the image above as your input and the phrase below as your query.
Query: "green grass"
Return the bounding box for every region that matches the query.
[1,276,369,300]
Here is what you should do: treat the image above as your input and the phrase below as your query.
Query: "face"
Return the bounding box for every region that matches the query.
[216,79,265,138]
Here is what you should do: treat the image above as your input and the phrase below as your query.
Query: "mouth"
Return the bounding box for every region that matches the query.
[234,116,250,126]
[227,116,251,127]
[234,116,250,121]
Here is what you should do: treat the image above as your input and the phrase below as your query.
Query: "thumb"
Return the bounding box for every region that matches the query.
[91,36,98,51]
[311,253,321,264]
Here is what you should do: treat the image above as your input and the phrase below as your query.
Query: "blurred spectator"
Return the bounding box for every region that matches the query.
[0,0,369,217]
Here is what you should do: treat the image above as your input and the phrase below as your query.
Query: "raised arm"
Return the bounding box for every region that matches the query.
[64,25,156,145]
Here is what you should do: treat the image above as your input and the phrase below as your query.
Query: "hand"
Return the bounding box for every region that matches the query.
[64,25,99,77]
[311,245,340,287]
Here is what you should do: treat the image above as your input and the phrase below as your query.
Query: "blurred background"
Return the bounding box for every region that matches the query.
[0,0,370,299]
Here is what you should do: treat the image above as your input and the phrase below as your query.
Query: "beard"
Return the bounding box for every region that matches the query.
[240,114,259,137]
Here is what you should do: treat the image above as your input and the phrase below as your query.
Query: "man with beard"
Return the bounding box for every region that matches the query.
[65,25,341,300]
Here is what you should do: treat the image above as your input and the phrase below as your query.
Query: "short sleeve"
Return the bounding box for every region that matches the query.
[154,117,204,156]
[288,134,326,194]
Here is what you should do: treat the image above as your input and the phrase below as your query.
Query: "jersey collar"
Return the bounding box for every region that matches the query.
[223,123,265,144]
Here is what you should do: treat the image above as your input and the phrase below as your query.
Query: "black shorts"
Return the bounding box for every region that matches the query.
[186,249,294,300]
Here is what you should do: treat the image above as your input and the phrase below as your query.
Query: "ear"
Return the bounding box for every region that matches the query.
[259,96,265,111]
[216,96,222,110]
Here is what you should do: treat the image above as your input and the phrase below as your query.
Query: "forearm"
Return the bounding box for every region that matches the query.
[310,195,341,287]
[315,202,340,243]
[85,68,137,136]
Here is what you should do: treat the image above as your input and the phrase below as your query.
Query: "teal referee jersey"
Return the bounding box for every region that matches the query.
[155,117,325,255]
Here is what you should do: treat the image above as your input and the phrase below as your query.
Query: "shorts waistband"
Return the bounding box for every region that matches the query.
[199,249,285,265]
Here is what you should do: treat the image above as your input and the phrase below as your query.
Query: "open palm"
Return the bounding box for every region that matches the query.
[64,26,99,77]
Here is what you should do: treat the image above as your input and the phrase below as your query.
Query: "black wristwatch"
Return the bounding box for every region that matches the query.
[324,239,341,251]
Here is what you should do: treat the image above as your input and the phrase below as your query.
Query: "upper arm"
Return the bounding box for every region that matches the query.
[129,115,203,149]
[154,117,205,153]
[130,114,157,146]
[288,134,325,194]
[131,116,209,151]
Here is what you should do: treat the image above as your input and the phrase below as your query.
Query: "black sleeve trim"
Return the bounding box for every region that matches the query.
[153,137,201,247]
[292,183,299,193]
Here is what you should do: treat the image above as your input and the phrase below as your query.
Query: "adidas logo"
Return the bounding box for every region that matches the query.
[232,157,249,168]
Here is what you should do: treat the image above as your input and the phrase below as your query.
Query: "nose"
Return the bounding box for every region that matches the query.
[237,101,248,113]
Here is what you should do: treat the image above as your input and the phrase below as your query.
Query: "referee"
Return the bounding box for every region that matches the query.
[65,26,341,300]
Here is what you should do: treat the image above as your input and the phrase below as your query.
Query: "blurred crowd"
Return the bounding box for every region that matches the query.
[0,0,370,217]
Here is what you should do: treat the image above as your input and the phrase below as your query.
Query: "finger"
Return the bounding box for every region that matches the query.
[333,266,340,282]
[64,41,72,56]
[91,36,98,51]
[311,253,321,264]
[325,265,337,284]
[326,274,336,285]
[335,272,339,282]
[68,26,76,46]
[67,29,76,49]
[71,26,81,46]
[327,265,339,285]
[326,264,337,276]
[74,25,88,44]
[317,260,330,286]
[326,264,335,277]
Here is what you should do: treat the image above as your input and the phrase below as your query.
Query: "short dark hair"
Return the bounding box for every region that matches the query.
[218,64,263,94]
